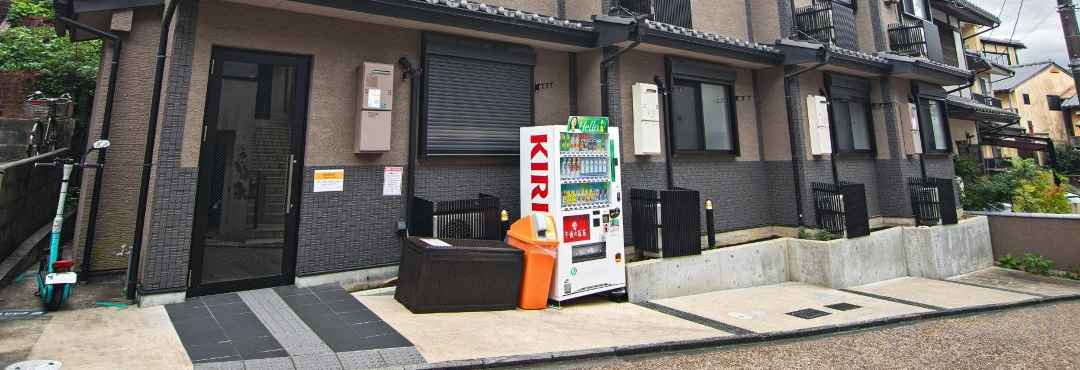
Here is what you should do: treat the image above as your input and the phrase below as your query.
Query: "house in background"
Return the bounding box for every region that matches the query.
[992,61,1076,164]
[980,36,1025,66]
[1059,96,1080,148]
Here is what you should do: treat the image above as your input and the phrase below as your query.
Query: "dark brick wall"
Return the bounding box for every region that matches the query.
[297,166,404,275]
[141,0,200,293]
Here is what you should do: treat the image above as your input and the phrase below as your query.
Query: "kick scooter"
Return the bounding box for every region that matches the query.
[33,139,110,310]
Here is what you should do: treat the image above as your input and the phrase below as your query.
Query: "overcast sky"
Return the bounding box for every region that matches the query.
[972,0,1069,66]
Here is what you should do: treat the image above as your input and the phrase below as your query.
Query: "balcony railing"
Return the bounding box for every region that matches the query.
[972,93,1003,108]
[793,0,859,50]
[888,22,928,58]
[615,0,692,29]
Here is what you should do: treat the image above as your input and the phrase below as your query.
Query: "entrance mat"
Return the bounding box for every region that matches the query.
[275,284,413,352]
[166,293,287,363]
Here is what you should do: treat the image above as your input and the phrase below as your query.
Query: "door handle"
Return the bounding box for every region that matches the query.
[285,154,295,214]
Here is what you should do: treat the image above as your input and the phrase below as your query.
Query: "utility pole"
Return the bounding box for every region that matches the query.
[1060,1,1080,107]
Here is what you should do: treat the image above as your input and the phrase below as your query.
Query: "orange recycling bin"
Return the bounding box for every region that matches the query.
[505,214,560,310]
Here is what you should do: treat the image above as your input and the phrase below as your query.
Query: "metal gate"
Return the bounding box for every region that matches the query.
[630,187,701,258]
[907,177,958,226]
[811,182,869,238]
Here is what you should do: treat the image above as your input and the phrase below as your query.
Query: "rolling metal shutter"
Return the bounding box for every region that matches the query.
[423,33,536,156]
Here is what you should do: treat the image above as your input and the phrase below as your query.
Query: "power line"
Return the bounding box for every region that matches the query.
[1009,0,1027,41]
[990,0,1009,38]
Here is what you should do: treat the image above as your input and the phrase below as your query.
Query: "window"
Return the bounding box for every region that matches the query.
[921,99,950,152]
[984,51,1010,66]
[1048,95,1063,111]
[1023,94,1031,105]
[902,0,929,20]
[827,74,874,153]
[978,78,990,95]
[670,79,737,152]
[421,33,535,156]
[831,98,874,152]
[1028,121,1034,134]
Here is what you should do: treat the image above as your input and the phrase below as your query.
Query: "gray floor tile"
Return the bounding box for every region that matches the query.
[292,353,344,370]
[379,347,426,366]
[239,289,335,357]
[243,357,295,370]
[193,360,246,370]
[337,349,388,370]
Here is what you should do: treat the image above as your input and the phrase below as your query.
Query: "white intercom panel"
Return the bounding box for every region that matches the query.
[632,82,662,155]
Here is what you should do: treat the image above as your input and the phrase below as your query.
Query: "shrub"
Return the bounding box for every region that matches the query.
[1020,254,1054,275]
[997,255,1021,270]
[1011,161,1071,214]
[6,0,51,22]
[0,18,102,97]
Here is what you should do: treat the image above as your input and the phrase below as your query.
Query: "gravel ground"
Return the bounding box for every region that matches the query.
[528,301,1080,370]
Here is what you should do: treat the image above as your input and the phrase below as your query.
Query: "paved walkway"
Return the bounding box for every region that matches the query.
[2,267,1078,369]
[554,300,1080,369]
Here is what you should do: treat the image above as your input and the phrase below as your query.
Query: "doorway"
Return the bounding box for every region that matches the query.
[189,47,310,296]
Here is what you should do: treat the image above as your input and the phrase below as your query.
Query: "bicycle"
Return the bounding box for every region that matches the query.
[25,91,72,158]
[33,139,110,311]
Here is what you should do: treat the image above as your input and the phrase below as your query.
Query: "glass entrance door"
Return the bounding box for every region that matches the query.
[189,48,310,296]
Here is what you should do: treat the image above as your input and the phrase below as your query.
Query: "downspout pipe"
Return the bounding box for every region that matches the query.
[128,0,184,299]
[653,75,674,190]
[55,16,121,281]
[399,57,421,236]
[784,47,832,226]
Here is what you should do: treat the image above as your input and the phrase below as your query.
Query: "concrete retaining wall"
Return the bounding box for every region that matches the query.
[625,216,994,302]
[787,227,908,288]
[626,238,789,303]
[903,216,994,279]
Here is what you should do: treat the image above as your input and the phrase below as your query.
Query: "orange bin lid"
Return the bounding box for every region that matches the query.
[506,215,560,248]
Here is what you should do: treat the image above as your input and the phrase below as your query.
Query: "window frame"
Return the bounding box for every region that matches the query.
[828,96,877,154]
[901,0,931,21]
[1023,93,1031,105]
[667,78,740,154]
[917,97,952,154]
[1048,95,1063,111]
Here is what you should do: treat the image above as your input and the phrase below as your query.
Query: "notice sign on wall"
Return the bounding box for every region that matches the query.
[383,166,403,196]
[313,169,344,192]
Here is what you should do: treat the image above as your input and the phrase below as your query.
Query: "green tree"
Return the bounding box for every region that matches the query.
[0,0,101,97]
[1051,144,1080,176]
[961,158,1070,213]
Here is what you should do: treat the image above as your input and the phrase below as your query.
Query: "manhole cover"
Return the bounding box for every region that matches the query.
[786,308,830,319]
[5,360,62,370]
[825,303,862,311]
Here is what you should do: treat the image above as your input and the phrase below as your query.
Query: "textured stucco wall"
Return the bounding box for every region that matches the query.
[564,0,602,21]
[690,0,749,40]
[74,7,163,271]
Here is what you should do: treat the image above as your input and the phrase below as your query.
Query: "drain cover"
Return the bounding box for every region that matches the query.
[786,308,830,319]
[5,360,62,370]
[825,303,862,311]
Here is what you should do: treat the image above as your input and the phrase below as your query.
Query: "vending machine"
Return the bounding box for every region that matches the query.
[520,117,626,302]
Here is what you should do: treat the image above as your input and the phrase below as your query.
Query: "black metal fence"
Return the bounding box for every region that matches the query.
[793,0,858,50]
[888,22,928,57]
[410,193,502,240]
[630,187,701,258]
[907,177,958,226]
[810,182,870,238]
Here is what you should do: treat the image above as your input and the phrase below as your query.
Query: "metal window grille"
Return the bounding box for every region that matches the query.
[907,177,958,226]
[793,0,858,50]
[410,193,502,240]
[616,0,692,29]
[811,182,870,238]
[888,22,928,57]
[630,187,701,258]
